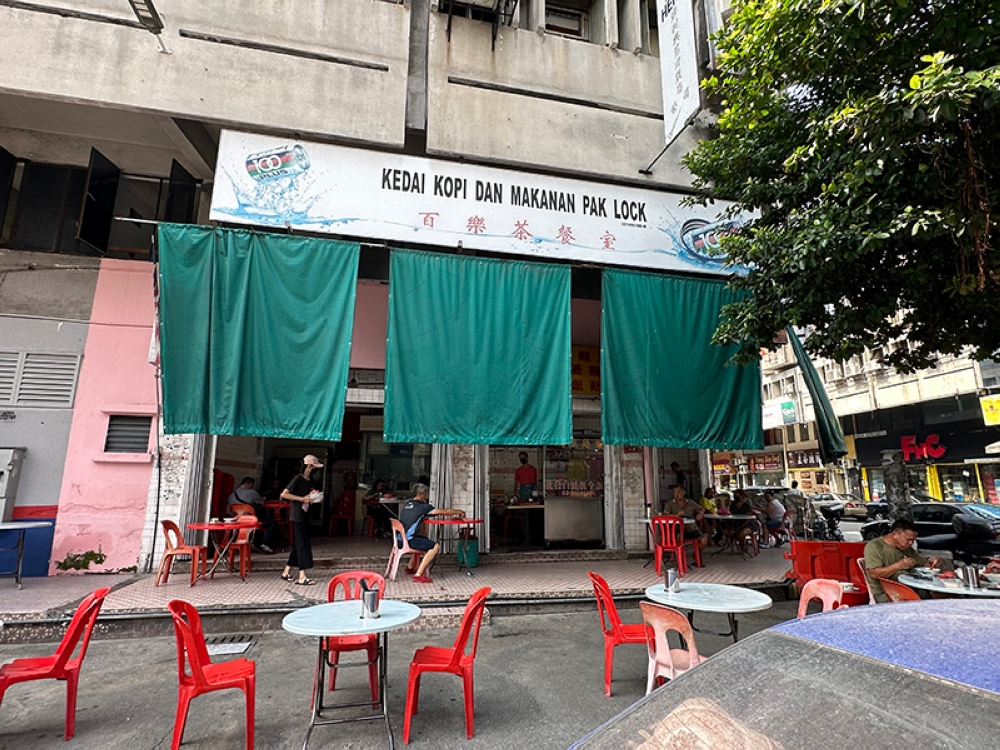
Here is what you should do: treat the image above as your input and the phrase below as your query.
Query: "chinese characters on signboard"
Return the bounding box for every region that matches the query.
[787,449,821,469]
[571,346,600,396]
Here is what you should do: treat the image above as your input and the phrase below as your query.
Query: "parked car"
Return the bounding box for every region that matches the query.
[865,493,936,521]
[812,492,868,519]
[859,501,1000,563]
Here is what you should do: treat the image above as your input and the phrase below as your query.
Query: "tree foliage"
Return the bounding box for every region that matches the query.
[683,0,1000,371]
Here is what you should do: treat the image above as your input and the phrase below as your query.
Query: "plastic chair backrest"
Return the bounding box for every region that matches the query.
[51,586,111,673]
[638,600,700,669]
[230,503,256,516]
[650,515,685,549]
[856,558,877,604]
[446,587,491,669]
[327,570,386,603]
[878,578,922,602]
[168,600,214,687]
[232,515,258,543]
[587,571,628,640]
[797,578,845,618]
[162,520,186,552]
[390,518,413,552]
[334,491,355,515]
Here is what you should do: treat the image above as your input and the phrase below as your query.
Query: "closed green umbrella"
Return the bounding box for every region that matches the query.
[787,327,847,465]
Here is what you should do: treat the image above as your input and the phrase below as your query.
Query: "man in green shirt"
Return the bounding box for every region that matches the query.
[864,519,941,603]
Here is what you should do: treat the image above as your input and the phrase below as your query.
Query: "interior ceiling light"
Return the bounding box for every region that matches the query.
[127,0,171,53]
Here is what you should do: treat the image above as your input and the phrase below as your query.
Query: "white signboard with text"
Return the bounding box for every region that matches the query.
[656,0,701,145]
[209,131,744,275]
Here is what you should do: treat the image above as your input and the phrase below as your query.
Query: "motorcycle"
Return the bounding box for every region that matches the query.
[810,502,846,542]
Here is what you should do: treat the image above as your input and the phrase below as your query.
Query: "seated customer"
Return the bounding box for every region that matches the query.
[398,483,466,584]
[662,485,708,550]
[864,519,941,603]
[761,491,788,548]
[363,479,393,538]
[228,476,277,554]
[729,489,756,544]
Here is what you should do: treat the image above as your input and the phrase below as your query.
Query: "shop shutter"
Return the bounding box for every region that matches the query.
[104,415,153,453]
[601,269,763,448]
[157,224,360,440]
[385,248,572,445]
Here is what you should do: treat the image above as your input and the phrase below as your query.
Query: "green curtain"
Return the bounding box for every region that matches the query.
[158,224,360,440]
[601,269,763,448]
[787,327,848,465]
[385,249,572,445]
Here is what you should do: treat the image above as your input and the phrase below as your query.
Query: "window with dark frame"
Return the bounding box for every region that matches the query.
[104,414,153,453]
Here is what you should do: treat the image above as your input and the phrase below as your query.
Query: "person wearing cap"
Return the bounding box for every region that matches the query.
[281,454,323,585]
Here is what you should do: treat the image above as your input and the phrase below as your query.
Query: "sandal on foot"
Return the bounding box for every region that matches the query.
[280,573,293,581]
[295,578,317,586]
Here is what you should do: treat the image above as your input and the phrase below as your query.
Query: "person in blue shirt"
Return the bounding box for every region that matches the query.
[398,483,465,584]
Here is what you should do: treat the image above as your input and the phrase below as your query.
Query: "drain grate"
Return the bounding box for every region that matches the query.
[205,634,258,656]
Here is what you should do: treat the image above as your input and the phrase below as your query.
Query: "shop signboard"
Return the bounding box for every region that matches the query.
[762,398,798,430]
[210,131,747,276]
[712,454,733,475]
[787,449,821,469]
[572,346,600,396]
[655,0,700,146]
[982,395,1000,426]
[749,453,783,472]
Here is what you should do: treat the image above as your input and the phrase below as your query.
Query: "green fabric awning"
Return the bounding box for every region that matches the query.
[385,249,572,445]
[158,224,360,440]
[601,269,763,448]
[787,327,848,465]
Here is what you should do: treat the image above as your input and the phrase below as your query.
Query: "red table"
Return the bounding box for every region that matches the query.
[425,518,484,576]
[187,519,261,582]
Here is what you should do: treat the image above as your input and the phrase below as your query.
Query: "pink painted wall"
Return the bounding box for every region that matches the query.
[50,259,158,573]
[350,281,388,369]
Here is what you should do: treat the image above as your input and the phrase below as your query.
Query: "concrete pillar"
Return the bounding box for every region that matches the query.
[617,0,643,52]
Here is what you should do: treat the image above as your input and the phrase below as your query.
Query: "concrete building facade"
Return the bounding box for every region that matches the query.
[0,0,733,575]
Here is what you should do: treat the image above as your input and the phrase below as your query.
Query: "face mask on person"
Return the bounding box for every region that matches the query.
[520,457,528,465]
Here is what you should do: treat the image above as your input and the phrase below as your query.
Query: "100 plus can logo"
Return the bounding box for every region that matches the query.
[245,145,311,181]
[680,217,743,263]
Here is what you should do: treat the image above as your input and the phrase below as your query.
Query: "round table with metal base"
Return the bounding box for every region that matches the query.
[645,582,773,642]
[899,574,1000,598]
[425,518,484,576]
[283,599,422,750]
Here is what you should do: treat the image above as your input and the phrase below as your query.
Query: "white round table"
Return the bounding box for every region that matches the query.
[645,582,773,642]
[899,574,1000,598]
[0,521,53,589]
[283,600,421,750]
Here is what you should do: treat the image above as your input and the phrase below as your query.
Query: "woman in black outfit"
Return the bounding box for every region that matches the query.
[281,454,322,585]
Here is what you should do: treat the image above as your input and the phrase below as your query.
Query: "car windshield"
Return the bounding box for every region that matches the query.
[965,504,1000,521]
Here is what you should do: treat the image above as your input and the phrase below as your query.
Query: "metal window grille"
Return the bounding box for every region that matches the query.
[0,351,81,407]
[104,415,153,453]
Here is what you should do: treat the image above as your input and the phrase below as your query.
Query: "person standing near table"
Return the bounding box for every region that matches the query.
[398,483,465,584]
[514,452,538,501]
[281,454,323,586]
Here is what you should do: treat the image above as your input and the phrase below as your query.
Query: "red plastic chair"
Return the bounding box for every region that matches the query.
[878,577,922,602]
[324,570,385,705]
[403,587,491,744]
[167,600,255,750]
[0,586,110,740]
[224,516,258,579]
[327,490,355,536]
[638,601,707,694]
[797,578,849,618]
[650,515,702,576]
[386,518,425,580]
[587,571,646,697]
[156,520,207,587]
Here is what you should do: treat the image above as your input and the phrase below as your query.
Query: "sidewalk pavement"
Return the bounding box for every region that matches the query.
[1,547,793,624]
[0,597,803,750]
